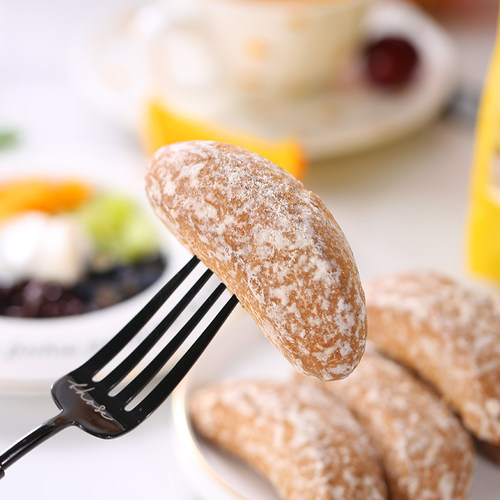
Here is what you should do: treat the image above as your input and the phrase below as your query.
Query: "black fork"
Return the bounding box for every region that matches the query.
[0,256,238,479]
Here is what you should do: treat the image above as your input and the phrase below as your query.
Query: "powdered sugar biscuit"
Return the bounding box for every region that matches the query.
[365,270,500,445]
[146,141,366,380]
[307,352,474,500]
[190,379,387,500]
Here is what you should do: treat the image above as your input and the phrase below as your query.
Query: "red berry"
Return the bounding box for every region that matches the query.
[364,36,419,88]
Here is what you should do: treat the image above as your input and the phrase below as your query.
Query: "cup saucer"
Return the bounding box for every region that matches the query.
[76,0,457,160]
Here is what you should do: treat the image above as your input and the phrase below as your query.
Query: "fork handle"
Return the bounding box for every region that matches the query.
[0,412,72,479]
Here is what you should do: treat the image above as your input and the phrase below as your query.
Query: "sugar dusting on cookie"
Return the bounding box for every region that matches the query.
[315,352,474,500]
[365,270,500,442]
[190,379,387,500]
[146,141,367,380]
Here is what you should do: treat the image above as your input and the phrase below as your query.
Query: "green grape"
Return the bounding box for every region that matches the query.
[77,193,160,266]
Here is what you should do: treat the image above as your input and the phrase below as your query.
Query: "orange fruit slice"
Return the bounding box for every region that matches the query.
[0,179,93,222]
[141,99,307,180]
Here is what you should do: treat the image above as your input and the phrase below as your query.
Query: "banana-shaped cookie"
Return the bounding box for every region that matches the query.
[365,270,500,446]
[190,379,387,500]
[146,141,367,380]
[307,352,475,500]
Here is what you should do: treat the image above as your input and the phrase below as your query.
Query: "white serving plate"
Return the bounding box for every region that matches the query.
[0,151,191,394]
[172,314,500,500]
[75,0,458,160]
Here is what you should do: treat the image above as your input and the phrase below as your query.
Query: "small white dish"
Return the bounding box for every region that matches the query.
[172,315,500,500]
[0,151,190,394]
[75,0,457,160]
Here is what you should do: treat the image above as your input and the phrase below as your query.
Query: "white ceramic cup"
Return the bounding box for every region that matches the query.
[202,0,372,98]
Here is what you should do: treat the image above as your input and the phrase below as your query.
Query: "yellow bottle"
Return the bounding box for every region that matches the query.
[467,18,500,282]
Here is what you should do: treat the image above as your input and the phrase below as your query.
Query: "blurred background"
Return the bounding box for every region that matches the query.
[1,0,500,498]
[1,0,499,282]
[0,0,148,157]
[0,0,497,163]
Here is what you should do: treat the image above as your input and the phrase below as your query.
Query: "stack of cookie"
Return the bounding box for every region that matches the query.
[146,141,498,499]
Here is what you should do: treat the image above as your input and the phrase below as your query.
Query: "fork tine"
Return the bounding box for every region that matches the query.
[0,256,241,478]
[99,268,213,390]
[80,255,200,377]
[131,294,239,420]
[113,282,229,407]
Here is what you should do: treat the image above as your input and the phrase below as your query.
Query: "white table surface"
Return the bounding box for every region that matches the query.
[1,0,500,498]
